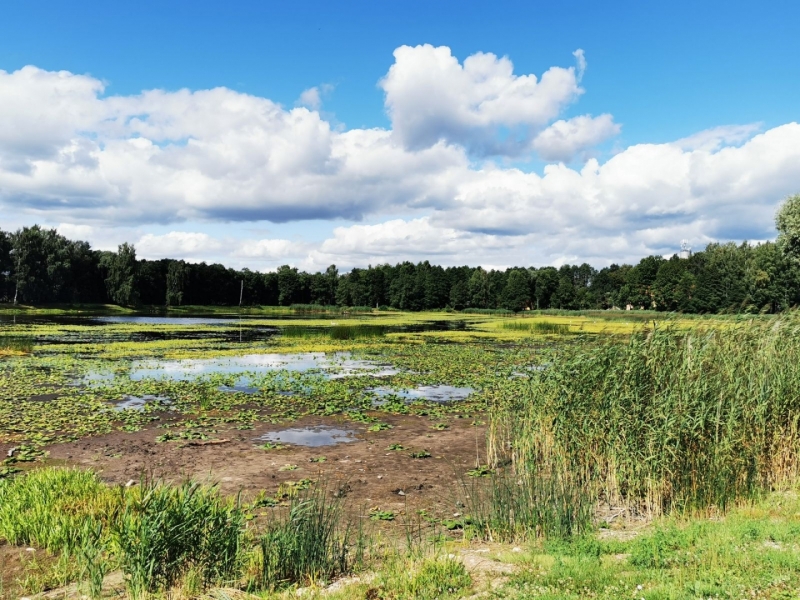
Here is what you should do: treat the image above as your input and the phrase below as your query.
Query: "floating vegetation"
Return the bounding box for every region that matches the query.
[501,320,571,334]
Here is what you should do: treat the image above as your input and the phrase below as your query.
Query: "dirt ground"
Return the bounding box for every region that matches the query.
[31,414,487,517]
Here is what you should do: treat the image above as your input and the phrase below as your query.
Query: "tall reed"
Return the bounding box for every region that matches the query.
[501,321,571,334]
[111,479,243,597]
[491,314,800,516]
[253,482,360,589]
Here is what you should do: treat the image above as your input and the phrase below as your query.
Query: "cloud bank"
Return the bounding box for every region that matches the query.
[1,45,799,271]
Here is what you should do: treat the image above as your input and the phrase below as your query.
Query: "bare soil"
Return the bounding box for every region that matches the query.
[42,414,487,516]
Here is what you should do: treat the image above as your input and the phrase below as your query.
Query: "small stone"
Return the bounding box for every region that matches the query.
[125,479,136,487]
[512,547,522,553]
[397,490,405,496]
[377,475,383,479]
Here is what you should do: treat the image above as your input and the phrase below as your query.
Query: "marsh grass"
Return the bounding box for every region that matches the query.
[501,321,571,334]
[368,553,472,600]
[111,479,244,598]
[290,304,375,315]
[491,312,800,517]
[0,467,114,554]
[252,481,362,590]
[281,324,387,340]
[0,336,33,354]
[501,489,800,599]
[0,469,243,598]
[458,465,594,542]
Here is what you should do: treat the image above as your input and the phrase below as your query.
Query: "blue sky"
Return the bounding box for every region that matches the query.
[1,0,799,270]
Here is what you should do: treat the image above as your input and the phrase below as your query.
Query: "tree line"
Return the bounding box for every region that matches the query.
[2,197,800,313]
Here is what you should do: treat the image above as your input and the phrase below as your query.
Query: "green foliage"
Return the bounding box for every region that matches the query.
[501,320,571,334]
[369,555,472,600]
[0,336,33,353]
[165,260,189,307]
[460,466,594,542]
[253,482,358,589]
[104,243,139,306]
[111,479,243,597]
[776,193,800,261]
[0,467,113,554]
[492,313,800,515]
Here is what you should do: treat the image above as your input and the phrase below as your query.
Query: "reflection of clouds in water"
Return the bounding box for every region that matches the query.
[370,384,474,404]
[95,317,237,325]
[126,352,398,381]
[258,426,360,447]
[115,395,171,411]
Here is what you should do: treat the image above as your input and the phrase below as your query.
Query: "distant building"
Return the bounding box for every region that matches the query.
[678,239,692,259]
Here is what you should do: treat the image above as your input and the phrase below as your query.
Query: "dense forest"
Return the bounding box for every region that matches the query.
[1,222,799,314]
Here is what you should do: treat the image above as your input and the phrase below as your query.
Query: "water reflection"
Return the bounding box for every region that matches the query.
[258,426,360,447]
[369,385,474,404]
[127,352,398,381]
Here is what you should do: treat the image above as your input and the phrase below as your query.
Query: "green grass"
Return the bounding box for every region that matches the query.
[280,324,387,339]
[459,466,594,542]
[252,481,360,590]
[112,479,243,598]
[368,554,472,600]
[0,336,33,354]
[500,490,800,600]
[501,320,571,334]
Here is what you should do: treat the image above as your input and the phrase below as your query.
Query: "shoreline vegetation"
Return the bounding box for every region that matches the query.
[4,212,800,315]
[3,294,800,595]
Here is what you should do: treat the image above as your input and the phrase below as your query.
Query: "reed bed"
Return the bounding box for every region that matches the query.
[501,320,571,334]
[281,324,387,340]
[290,304,375,315]
[0,336,33,354]
[252,482,362,590]
[490,313,800,516]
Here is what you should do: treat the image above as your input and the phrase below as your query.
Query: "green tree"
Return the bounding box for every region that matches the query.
[105,243,139,306]
[467,268,489,308]
[776,193,800,261]
[166,260,189,307]
[501,270,530,312]
[11,226,73,304]
[276,265,300,306]
[449,279,468,310]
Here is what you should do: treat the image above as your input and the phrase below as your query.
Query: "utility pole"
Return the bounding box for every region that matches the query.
[239,280,244,307]
[10,248,18,305]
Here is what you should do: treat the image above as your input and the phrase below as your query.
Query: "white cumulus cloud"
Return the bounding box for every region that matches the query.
[0,51,799,270]
[532,114,621,162]
[380,44,588,155]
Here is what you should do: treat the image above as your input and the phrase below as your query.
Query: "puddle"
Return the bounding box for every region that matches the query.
[218,380,261,394]
[369,385,474,404]
[115,395,172,411]
[126,352,398,382]
[258,426,360,447]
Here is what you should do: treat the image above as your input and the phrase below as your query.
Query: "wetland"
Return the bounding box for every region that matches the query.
[3,307,800,599]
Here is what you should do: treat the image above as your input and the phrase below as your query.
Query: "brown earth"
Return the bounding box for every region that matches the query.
[41,413,488,517]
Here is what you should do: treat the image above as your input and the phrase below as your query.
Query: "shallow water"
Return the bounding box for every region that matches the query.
[369,384,474,403]
[217,379,261,394]
[127,352,398,381]
[115,394,172,410]
[258,425,360,446]
[95,316,238,325]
